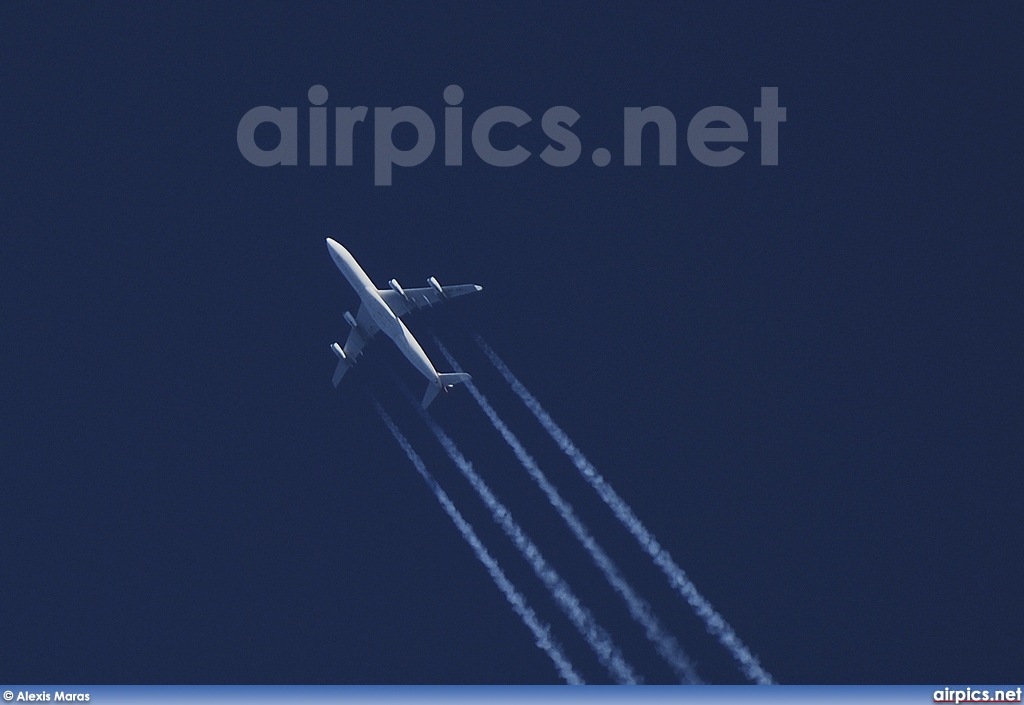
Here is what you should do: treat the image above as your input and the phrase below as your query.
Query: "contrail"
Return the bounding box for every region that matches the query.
[371,399,584,685]
[434,338,701,685]
[396,385,639,684]
[473,334,776,685]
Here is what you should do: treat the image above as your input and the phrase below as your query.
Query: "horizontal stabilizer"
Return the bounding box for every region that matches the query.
[438,372,471,389]
[422,372,472,408]
[422,384,440,409]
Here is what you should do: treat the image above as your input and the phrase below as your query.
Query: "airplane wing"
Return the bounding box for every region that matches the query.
[331,305,380,386]
[378,280,482,319]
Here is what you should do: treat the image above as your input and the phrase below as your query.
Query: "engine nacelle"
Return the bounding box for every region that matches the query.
[427,276,445,297]
[389,278,409,300]
[330,342,347,360]
[343,311,358,329]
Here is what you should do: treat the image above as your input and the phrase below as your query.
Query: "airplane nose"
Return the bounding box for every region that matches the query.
[326,239,346,261]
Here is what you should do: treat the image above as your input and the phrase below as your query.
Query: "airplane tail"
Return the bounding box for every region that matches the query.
[422,372,472,408]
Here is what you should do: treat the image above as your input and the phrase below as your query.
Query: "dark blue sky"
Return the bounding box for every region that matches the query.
[3,3,1022,685]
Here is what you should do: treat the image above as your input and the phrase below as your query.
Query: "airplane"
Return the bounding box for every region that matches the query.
[325,238,482,407]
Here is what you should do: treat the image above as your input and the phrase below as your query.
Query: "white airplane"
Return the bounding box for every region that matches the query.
[326,238,482,407]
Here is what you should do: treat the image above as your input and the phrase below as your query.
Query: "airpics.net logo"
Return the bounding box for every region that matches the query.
[236,85,786,186]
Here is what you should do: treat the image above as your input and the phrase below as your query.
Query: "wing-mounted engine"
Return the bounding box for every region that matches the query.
[376,277,481,318]
[388,278,411,302]
[427,276,446,299]
[330,341,350,387]
[331,306,380,387]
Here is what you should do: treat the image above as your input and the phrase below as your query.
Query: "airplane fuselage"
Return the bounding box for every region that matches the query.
[327,240,440,385]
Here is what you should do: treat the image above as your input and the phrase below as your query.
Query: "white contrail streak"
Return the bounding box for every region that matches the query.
[434,338,700,685]
[473,334,776,685]
[399,387,639,684]
[372,399,584,685]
